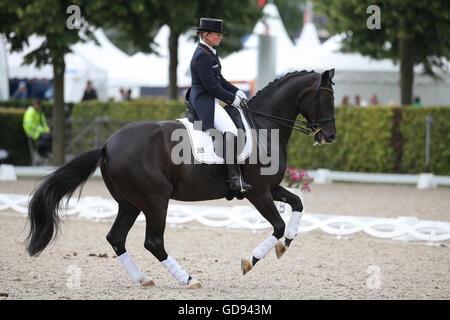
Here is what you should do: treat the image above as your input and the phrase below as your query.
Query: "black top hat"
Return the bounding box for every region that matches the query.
[195,18,226,34]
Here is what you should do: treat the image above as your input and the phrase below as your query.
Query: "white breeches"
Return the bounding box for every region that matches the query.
[213,99,238,136]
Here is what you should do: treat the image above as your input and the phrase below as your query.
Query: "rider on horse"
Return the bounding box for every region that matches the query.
[189,17,252,194]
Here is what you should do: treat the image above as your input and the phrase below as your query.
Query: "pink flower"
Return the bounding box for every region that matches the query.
[300,174,304,179]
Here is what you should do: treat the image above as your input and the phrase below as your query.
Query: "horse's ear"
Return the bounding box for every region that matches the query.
[329,68,335,80]
[321,70,329,85]
[321,69,335,85]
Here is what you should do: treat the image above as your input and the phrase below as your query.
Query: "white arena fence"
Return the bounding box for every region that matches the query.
[2,165,450,189]
[1,192,449,245]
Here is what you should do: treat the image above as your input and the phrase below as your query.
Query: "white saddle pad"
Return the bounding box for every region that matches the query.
[176,108,253,164]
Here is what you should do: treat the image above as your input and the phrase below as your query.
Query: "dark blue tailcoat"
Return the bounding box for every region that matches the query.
[189,42,238,131]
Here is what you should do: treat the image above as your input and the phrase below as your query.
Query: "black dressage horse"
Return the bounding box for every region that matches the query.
[26,69,336,288]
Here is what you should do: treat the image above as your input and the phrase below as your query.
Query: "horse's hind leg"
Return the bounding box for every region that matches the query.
[271,185,304,259]
[106,202,155,286]
[142,198,201,289]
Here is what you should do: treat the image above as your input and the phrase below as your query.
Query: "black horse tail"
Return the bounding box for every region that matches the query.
[26,148,104,256]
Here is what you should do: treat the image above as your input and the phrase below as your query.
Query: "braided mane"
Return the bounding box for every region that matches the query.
[248,70,317,108]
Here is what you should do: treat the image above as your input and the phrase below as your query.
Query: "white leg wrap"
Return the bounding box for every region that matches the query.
[252,235,278,260]
[118,252,145,283]
[161,256,190,285]
[285,211,303,240]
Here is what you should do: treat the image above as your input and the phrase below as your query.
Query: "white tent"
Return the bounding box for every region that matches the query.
[221,3,299,91]
[129,25,197,89]
[71,29,146,100]
[6,34,109,103]
[254,3,297,76]
[299,34,450,106]
[289,21,321,72]
[129,25,170,88]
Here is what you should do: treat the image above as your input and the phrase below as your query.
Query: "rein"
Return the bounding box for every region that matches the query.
[237,86,335,136]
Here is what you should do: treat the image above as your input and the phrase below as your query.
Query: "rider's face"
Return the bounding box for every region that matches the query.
[204,32,223,47]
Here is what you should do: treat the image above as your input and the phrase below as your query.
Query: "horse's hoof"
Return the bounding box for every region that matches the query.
[140,276,155,287]
[188,278,202,289]
[241,258,253,275]
[275,241,287,259]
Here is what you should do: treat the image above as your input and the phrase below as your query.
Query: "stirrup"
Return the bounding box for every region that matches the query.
[239,176,251,192]
[227,176,252,193]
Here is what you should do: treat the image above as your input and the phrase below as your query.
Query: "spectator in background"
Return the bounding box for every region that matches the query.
[12,81,28,100]
[119,87,127,101]
[81,80,98,101]
[340,95,350,107]
[388,99,399,107]
[352,94,367,107]
[413,96,422,107]
[369,94,380,106]
[23,98,52,158]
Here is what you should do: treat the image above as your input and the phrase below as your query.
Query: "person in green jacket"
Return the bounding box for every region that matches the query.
[23,98,52,157]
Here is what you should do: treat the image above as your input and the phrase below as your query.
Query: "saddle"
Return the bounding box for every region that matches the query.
[181,89,253,201]
[179,88,252,165]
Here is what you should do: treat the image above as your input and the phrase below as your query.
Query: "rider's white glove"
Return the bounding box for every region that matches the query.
[236,90,248,101]
[232,94,242,107]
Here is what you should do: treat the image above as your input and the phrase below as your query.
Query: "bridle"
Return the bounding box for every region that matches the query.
[237,74,335,136]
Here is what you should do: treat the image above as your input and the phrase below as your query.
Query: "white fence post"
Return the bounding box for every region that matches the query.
[0,164,17,181]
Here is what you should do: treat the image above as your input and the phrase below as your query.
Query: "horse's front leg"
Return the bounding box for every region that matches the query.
[271,185,304,259]
[242,191,286,275]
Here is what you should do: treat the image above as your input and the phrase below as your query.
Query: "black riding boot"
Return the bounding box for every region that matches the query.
[223,132,252,192]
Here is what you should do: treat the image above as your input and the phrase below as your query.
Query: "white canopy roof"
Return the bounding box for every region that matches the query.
[221,3,305,83]
[6,34,109,102]
[300,33,399,73]
[129,25,197,88]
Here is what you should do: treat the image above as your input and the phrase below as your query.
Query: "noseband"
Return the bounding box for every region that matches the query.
[238,74,335,136]
[304,86,335,135]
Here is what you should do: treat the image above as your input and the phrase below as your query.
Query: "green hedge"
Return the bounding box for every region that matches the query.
[1,99,449,175]
[0,108,31,165]
[68,99,187,154]
[400,107,450,174]
[287,107,396,172]
[0,99,53,116]
[72,98,186,121]
[286,106,450,174]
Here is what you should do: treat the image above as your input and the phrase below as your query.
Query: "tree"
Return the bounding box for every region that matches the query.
[313,0,450,105]
[0,0,160,164]
[83,1,262,101]
[274,0,306,43]
[0,0,261,163]
[154,0,263,100]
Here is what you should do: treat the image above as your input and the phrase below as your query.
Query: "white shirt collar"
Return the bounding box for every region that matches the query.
[199,39,216,55]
